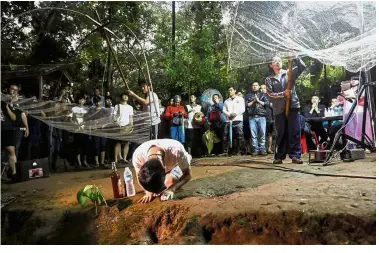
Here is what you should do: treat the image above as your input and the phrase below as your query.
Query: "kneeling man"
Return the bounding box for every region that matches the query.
[132,139,192,203]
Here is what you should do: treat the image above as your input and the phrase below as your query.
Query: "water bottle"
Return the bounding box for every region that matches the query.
[124,167,136,197]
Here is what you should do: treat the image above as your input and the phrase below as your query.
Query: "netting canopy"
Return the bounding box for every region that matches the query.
[224,1,376,72]
[1,6,157,143]
[1,93,152,143]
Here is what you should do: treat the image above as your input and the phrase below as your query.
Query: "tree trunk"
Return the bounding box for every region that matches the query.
[172,1,176,62]
[106,47,113,90]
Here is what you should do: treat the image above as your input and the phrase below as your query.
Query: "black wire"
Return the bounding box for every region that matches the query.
[191,159,376,180]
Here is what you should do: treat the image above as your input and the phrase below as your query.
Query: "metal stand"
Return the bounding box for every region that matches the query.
[1,163,9,179]
[48,125,53,172]
[323,73,375,166]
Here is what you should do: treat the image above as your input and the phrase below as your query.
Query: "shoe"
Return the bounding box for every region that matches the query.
[251,152,258,156]
[258,151,267,156]
[267,150,274,154]
[292,158,303,164]
[101,164,110,169]
[9,173,17,182]
[219,153,229,157]
[7,169,17,182]
[273,159,282,164]
[82,162,89,168]
[94,164,100,168]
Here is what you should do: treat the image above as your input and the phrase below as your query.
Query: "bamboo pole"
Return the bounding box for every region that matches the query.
[285,58,293,118]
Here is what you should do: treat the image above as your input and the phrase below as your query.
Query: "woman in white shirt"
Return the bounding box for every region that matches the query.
[113,93,134,163]
[185,95,204,157]
[71,94,90,167]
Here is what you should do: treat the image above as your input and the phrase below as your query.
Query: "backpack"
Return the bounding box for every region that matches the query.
[172,116,183,125]
[209,109,221,122]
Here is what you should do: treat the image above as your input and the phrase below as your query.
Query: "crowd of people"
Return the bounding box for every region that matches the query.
[1,56,374,184]
[1,80,157,180]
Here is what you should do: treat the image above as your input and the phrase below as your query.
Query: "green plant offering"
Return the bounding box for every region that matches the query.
[77,185,108,215]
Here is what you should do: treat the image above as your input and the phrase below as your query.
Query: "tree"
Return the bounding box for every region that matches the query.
[2,1,341,105]
[1,1,36,65]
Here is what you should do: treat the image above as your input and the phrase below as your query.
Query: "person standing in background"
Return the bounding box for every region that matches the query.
[87,95,109,167]
[113,93,134,163]
[185,95,204,157]
[245,81,269,155]
[6,85,29,157]
[222,86,246,156]
[260,84,274,154]
[164,95,188,144]
[92,87,105,107]
[206,94,226,156]
[128,80,161,139]
[1,89,22,181]
[303,96,328,145]
[71,94,90,168]
[265,56,306,164]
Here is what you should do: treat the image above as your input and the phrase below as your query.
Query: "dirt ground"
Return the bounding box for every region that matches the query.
[1,153,376,245]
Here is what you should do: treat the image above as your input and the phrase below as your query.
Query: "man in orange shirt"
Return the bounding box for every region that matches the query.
[164,95,188,144]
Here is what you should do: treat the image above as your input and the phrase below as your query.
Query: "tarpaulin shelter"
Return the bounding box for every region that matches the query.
[1,64,73,99]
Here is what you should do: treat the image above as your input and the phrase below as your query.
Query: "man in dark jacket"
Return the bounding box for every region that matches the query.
[265,56,306,164]
[1,95,21,181]
[206,94,226,155]
[245,81,269,155]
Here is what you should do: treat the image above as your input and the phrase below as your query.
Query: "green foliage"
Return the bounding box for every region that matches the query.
[76,185,106,207]
[1,2,347,101]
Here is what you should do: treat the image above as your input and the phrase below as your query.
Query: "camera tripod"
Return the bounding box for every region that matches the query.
[323,74,376,165]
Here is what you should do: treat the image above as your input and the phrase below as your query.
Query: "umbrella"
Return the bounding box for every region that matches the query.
[202,129,221,154]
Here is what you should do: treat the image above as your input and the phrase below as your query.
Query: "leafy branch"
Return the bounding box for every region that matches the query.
[77,184,108,216]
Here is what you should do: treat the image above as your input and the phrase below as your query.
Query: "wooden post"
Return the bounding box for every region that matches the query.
[39,74,43,100]
[285,58,293,118]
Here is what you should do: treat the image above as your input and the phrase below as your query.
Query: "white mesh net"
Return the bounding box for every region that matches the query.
[224,1,376,72]
[1,93,153,143]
